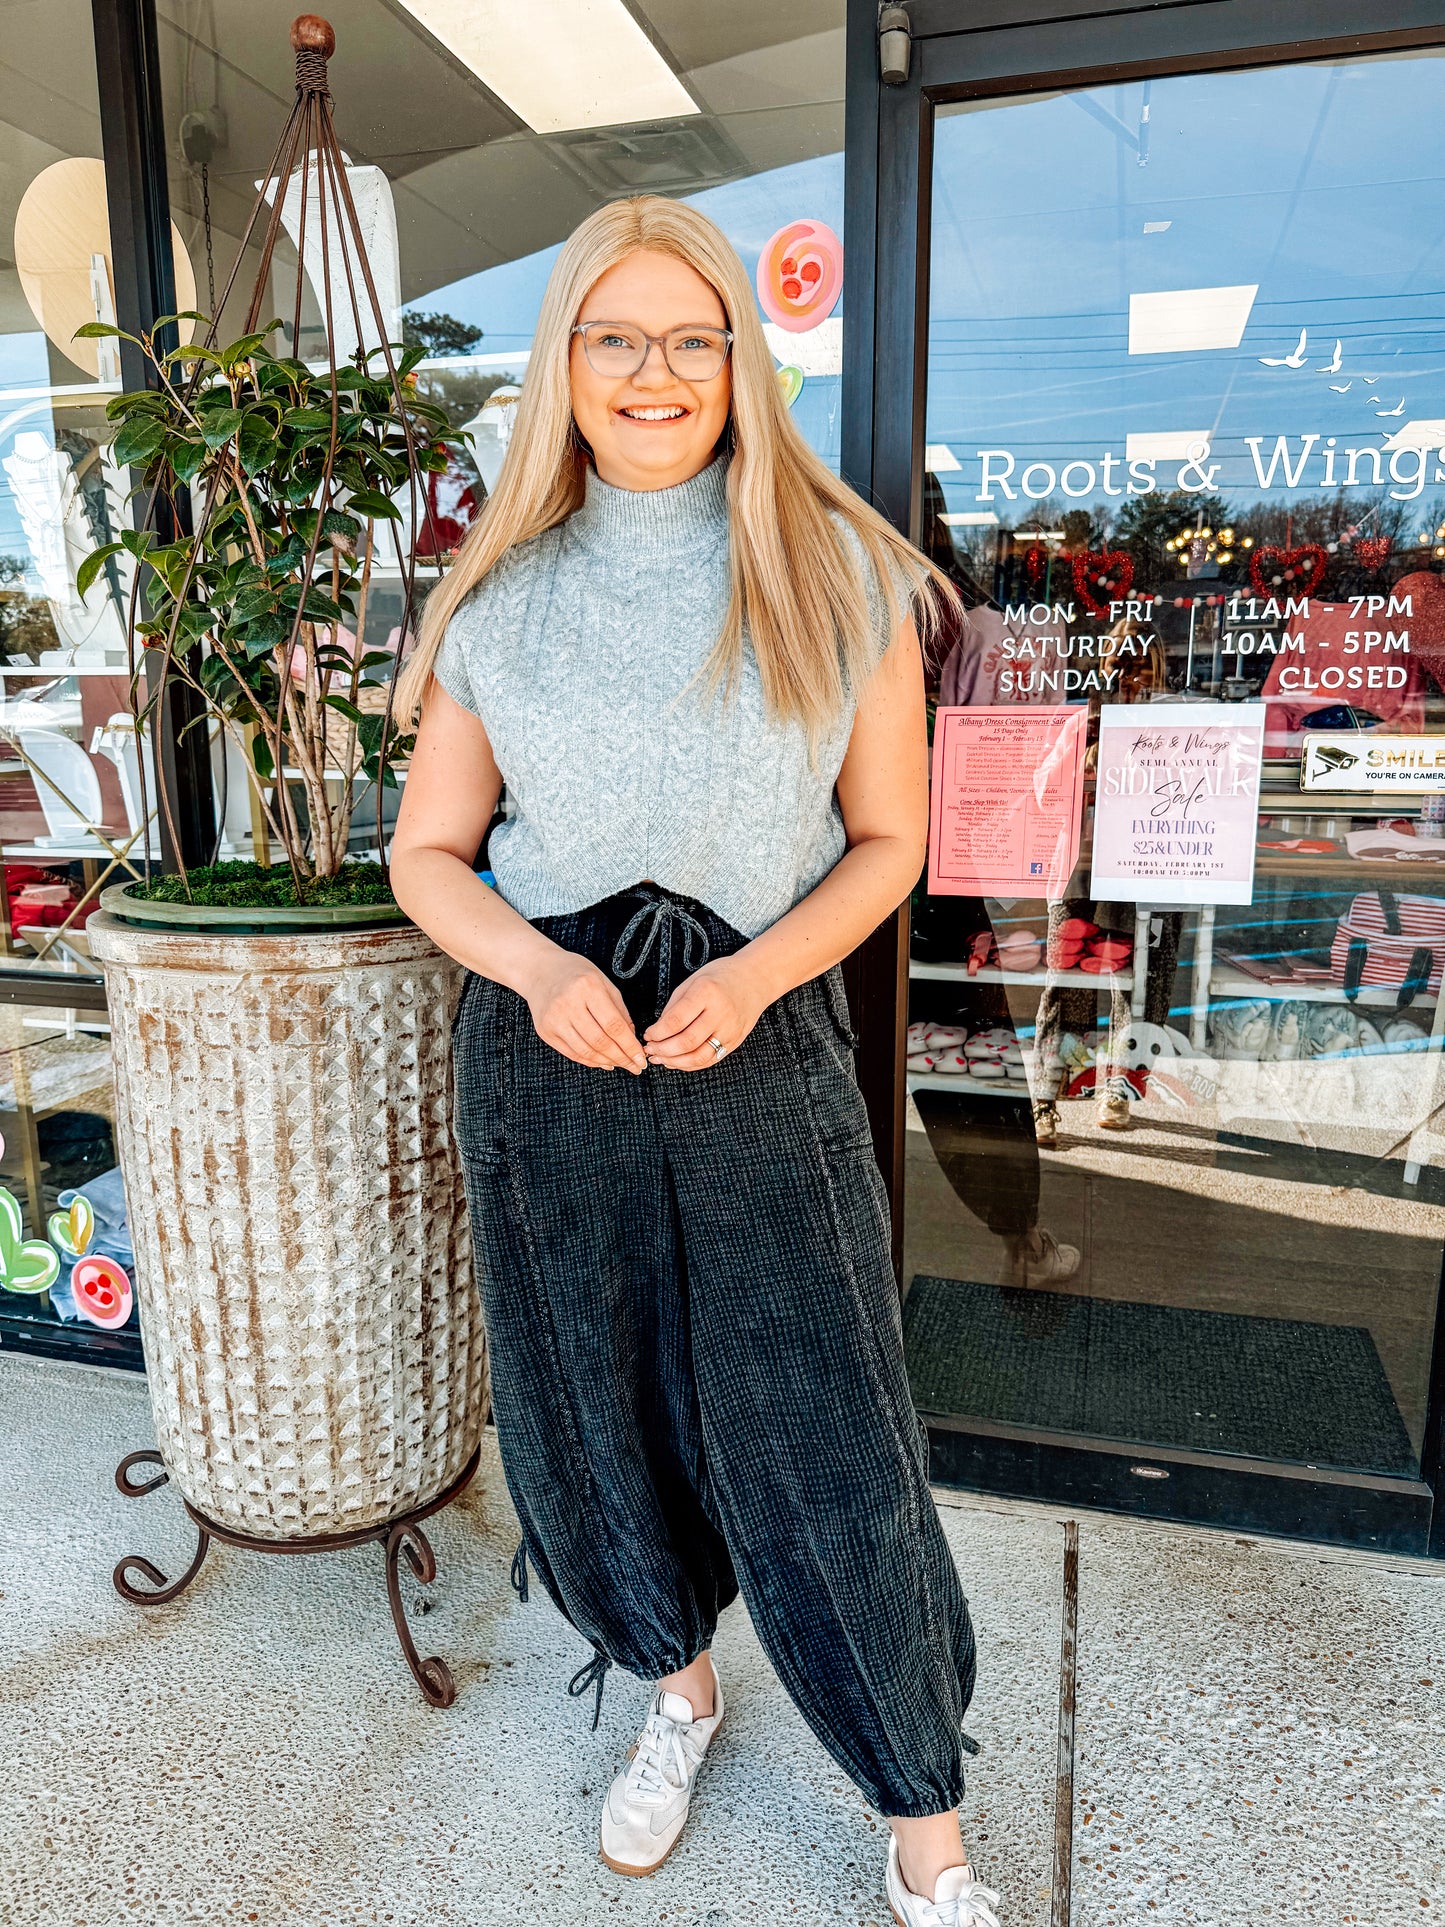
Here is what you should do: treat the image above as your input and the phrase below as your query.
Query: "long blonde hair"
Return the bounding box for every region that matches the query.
[396,195,955,737]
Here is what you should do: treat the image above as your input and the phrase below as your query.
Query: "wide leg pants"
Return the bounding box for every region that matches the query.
[453,884,976,1816]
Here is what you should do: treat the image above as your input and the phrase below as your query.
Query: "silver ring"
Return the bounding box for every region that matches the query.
[708,1036,726,1060]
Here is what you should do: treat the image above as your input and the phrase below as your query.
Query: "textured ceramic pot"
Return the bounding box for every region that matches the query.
[88,911,486,1541]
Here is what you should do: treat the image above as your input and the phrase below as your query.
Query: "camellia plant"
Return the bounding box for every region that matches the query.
[75,312,464,895]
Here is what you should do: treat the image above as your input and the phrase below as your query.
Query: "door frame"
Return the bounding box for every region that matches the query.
[840,0,1445,1552]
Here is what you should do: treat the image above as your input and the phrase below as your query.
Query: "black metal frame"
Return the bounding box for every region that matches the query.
[92,0,215,873]
[843,0,1445,1553]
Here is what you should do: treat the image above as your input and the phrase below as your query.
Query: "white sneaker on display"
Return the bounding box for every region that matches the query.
[598,1659,724,1875]
[885,1835,1003,1927]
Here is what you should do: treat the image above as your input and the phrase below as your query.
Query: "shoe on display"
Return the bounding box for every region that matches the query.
[1032,1100,1059,1148]
[1096,1091,1132,1131]
[885,1836,1003,1927]
[912,1022,967,1052]
[599,1661,724,1876]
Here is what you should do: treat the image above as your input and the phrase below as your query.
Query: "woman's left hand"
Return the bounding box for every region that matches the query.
[643,954,770,1071]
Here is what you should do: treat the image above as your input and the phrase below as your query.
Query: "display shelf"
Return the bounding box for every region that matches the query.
[1209,971,1437,1010]
[910,959,1132,989]
[907,1070,1029,1098]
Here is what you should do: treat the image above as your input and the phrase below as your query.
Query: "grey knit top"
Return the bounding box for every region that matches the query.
[433,457,890,938]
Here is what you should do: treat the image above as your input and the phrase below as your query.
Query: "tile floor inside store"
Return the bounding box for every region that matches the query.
[1,1352,1441,1926]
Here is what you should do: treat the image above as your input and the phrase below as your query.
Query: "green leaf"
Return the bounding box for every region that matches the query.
[345,488,401,522]
[169,436,210,484]
[111,417,169,466]
[165,342,225,367]
[119,528,157,560]
[231,586,277,622]
[237,413,277,475]
[105,389,170,422]
[200,406,245,448]
[76,543,126,602]
[301,589,343,623]
[240,614,287,657]
[73,321,140,344]
[324,694,365,727]
[221,332,271,370]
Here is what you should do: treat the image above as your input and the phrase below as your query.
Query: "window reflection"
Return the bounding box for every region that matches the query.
[908,55,1445,1480]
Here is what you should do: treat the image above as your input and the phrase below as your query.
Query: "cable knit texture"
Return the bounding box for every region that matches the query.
[433,457,881,938]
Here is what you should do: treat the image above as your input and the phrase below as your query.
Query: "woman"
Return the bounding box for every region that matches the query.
[390,195,1000,1927]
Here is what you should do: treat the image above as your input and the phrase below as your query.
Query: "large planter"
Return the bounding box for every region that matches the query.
[88,909,486,1542]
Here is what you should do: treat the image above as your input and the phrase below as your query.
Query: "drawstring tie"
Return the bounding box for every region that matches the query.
[611,895,710,981]
[510,1540,529,1604]
[568,1647,612,1730]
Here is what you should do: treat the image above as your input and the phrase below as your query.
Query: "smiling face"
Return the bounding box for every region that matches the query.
[568,249,733,493]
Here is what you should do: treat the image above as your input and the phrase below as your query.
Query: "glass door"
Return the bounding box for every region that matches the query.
[881,24,1445,1551]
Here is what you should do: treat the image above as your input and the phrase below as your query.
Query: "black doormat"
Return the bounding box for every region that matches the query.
[903,1275,1417,1476]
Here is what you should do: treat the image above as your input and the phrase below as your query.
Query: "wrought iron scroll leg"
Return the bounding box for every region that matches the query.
[112,1449,211,1605]
[383,1520,456,1709]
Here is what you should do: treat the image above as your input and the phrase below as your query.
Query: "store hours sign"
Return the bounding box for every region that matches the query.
[1090,703,1266,905]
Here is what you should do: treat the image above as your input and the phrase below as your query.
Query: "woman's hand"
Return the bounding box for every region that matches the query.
[643,954,771,1071]
[527,946,648,1073]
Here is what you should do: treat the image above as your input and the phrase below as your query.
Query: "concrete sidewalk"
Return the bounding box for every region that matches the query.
[0,1350,1440,1925]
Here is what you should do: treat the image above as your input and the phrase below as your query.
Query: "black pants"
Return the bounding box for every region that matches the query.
[453,884,976,1816]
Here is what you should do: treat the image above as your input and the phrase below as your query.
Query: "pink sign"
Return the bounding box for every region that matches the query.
[1089,702,1265,905]
[927,706,1086,898]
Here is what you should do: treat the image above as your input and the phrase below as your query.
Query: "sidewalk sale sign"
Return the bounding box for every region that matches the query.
[1089,702,1265,905]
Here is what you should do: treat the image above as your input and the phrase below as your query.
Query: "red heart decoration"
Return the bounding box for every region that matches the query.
[1353,535,1393,572]
[1071,549,1134,619]
[1024,543,1048,589]
[1249,543,1327,599]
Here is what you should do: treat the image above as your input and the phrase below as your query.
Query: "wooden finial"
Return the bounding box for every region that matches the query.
[291,14,335,56]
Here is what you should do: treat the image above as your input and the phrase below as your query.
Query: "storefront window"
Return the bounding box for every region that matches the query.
[908,54,1445,1484]
[0,2,140,1358]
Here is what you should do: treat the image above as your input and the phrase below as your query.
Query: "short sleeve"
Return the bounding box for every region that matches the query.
[432,613,479,714]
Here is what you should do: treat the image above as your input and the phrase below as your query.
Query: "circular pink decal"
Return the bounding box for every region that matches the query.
[72,1254,133,1330]
[756,219,843,333]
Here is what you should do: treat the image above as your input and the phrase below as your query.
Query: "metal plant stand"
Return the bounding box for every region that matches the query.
[112,1445,481,1707]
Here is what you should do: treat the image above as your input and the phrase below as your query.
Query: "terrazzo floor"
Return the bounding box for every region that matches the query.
[1,1351,1441,1926]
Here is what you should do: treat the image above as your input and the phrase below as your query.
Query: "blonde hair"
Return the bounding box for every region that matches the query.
[395,195,956,737]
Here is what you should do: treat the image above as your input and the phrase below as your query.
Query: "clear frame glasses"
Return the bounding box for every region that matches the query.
[571,320,733,382]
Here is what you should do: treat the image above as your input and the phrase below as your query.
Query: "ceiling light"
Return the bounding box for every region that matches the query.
[940,512,998,527]
[925,444,961,473]
[394,0,697,134]
[1128,284,1258,355]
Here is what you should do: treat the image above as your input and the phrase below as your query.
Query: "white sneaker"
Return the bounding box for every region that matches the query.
[598,1659,724,1875]
[886,1835,1002,1927]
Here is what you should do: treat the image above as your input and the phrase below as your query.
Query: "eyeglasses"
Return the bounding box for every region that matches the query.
[570,320,733,382]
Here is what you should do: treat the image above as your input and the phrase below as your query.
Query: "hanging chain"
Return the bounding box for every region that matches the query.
[200,162,216,319]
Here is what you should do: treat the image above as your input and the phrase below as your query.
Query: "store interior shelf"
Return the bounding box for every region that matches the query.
[1209,972,1437,1009]
[910,959,1132,989]
[907,1071,1029,1098]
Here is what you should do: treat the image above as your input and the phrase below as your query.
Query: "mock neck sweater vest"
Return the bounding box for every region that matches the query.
[433,458,881,939]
